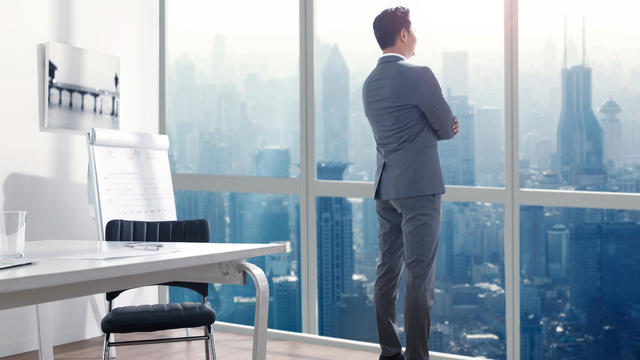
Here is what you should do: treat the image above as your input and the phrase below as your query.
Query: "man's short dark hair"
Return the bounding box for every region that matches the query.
[372,7,411,50]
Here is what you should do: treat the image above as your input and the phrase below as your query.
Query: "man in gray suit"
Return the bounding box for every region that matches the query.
[362,7,459,360]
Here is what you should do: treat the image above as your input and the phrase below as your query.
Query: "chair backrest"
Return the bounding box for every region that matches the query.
[105,219,210,302]
[106,219,209,243]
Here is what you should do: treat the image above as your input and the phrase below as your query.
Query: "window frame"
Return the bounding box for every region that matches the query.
[159,1,640,359]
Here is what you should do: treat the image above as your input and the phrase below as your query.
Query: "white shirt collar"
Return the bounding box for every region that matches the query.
[380,53,407,61]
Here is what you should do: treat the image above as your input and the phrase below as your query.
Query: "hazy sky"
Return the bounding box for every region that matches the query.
[168,0,298,78]
[167,0,640,78]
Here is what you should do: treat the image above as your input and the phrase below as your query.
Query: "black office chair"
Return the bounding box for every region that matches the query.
[101,219,216,360]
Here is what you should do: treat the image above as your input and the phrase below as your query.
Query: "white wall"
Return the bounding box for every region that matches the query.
[0,0,159,356]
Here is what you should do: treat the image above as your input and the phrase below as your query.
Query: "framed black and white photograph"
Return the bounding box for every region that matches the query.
[40,42,120,132]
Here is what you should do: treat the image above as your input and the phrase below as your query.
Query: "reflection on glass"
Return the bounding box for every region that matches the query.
[315,0,504,186]
[316,194,506,358]
[519,1,640,193]
[169,190,302,332]
[167,0,299,177]
[520,206,640,359]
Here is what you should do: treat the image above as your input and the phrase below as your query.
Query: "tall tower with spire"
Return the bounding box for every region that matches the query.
[556,15,606,188]
[316,162,354,337]
[321,45,349,163]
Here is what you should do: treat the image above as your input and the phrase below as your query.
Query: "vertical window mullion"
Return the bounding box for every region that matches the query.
[504,0,520,359]
[300,0,319,335]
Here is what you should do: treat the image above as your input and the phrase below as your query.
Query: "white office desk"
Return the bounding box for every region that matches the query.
[0,240,286,360]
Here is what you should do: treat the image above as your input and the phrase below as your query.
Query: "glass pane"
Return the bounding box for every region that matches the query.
[520,206,640,359]
[167,0,299,177]
[520,1,640,192]
[170,191,301,332]
[317,196,506,358]
[315,1,504,186]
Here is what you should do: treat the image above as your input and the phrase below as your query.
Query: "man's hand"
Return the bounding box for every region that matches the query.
[452,117,459,136]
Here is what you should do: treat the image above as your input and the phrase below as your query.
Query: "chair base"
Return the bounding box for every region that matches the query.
[102,327,216,360]
[109,334,209,346]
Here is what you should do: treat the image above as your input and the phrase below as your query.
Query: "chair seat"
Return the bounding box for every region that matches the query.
[101,302,216,334]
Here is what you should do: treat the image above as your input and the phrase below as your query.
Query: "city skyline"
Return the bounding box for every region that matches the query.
[167,26,640,185]
[166,13,640,359]
[167,35,510,358]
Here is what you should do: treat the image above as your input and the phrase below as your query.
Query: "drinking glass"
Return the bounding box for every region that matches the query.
[0,211,27,258]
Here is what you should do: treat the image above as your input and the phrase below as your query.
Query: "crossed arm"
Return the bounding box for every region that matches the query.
[415,67,459,139]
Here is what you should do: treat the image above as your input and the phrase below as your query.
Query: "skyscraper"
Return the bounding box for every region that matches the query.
[235,102,252,174]
[271,275,301,332]
[442,51,468,97]
[255,146,291,177]
[439,51,475,186]
[174,190,226,244]
[556,21,606,188]
[198,132,231,174]
[520,279,541,317]
[321,45,349,164]
[476,106,502,182]
[598,97,623,168]
[557,64,605,188]
[437,203,458,280]
[565,220,640,355]
[224,148,301,331]
[522,132,541,168]
[171,190,225,303]
[537,138,553,172]
[457,97,476,187]
[429,325,447,353]
[170,56,198,170]
[259,197,290,245]
[521,314,543,360]
[520,206,547,278]
[546,224,569,279]
[439,93,476,186]
[229,193,263,244]
[316,162,354,336]
[570,223,600,312]
[576,222,640,321]
[360,199,379,283]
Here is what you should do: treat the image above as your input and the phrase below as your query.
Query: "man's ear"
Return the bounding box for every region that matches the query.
[400,28,409,43]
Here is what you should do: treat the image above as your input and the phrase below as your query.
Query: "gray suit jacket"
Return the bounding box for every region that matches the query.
[362,55,454,200]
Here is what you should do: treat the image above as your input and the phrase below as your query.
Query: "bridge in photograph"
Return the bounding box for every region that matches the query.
[48,60,119,116]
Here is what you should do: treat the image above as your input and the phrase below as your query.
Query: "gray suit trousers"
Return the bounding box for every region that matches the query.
[374,194,441,360]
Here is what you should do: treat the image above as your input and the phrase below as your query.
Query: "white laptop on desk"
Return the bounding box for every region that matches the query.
[0,258,32,270]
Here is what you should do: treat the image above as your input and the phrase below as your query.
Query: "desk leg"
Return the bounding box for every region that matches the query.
[238,262,269,360]
[35,304,54,360]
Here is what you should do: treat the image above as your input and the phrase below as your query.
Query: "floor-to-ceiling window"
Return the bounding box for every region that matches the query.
[518,1,640,358]
[314,2,506,358]
[519,206,640,359]
[162,1,640,359]
[165,0,302,332]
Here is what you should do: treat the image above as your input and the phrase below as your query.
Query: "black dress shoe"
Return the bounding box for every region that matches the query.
[379,353,404,360]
